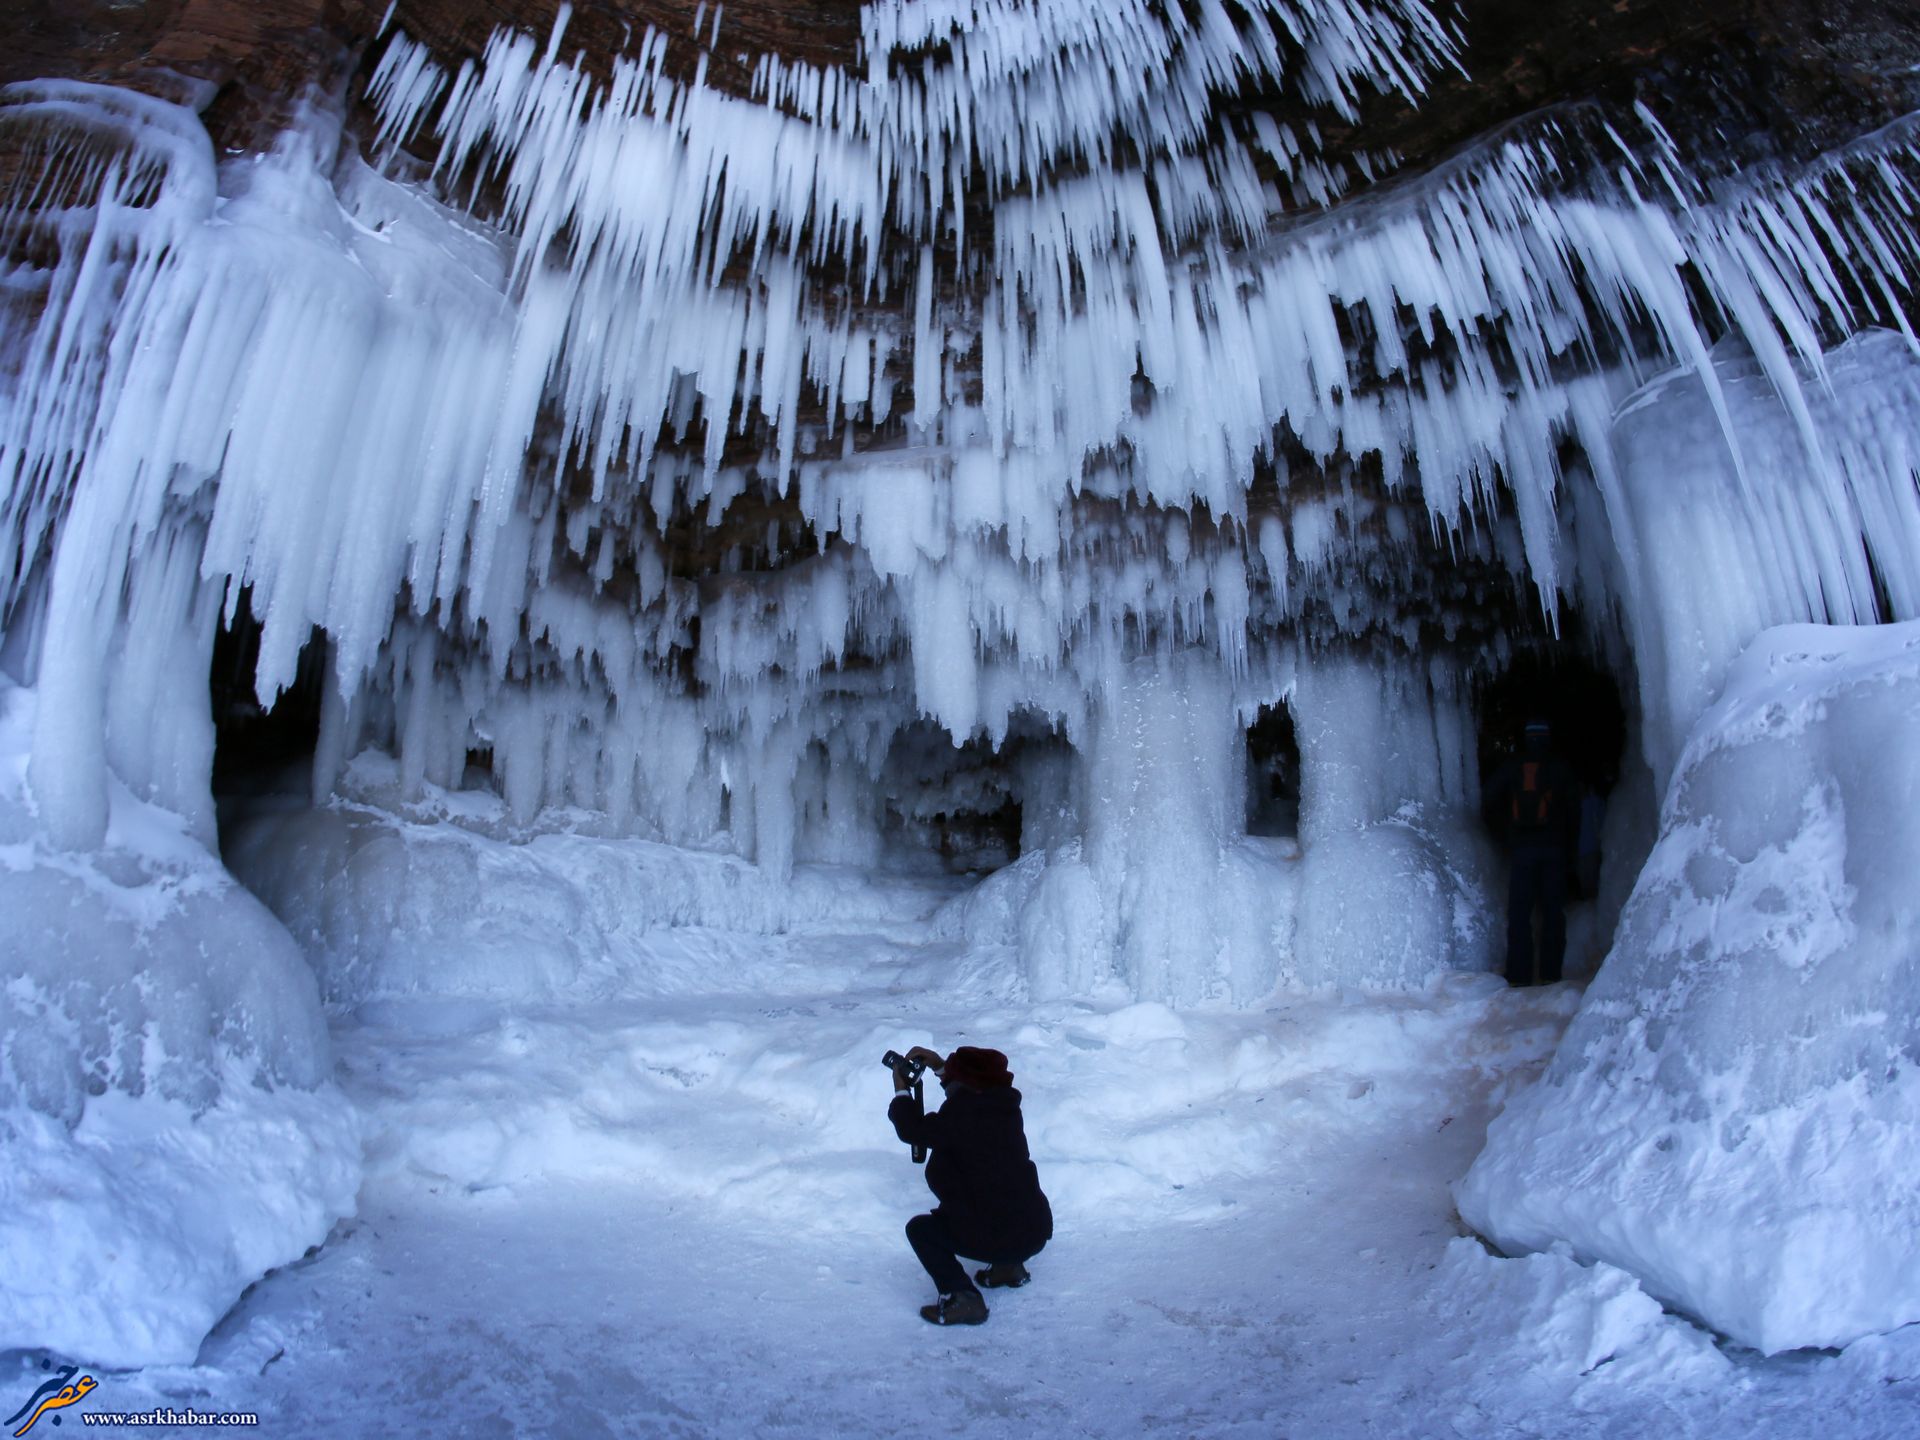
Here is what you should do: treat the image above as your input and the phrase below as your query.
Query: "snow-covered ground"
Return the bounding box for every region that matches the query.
[11,891,1920,1438]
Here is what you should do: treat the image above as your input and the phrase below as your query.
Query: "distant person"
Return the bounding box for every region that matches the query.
[889,1044,1053,1325]
[1482,718,1581,985]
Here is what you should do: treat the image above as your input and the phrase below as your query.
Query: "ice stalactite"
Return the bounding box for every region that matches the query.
[0,82,517,850]
[307,34,1920,795]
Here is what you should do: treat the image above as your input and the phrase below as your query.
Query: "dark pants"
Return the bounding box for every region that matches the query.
[1507,844,1568,986]
[906,1210,1043,1296]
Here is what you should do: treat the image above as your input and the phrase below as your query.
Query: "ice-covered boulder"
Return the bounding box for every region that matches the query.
[0,681,360,1367]
[1456,621,1920,1353]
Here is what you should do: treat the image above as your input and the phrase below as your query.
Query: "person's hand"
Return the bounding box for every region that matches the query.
[893,1066,913,1094]
[906,1045,944,1070]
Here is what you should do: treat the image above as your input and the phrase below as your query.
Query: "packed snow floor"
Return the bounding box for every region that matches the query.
[12,894,1920,1437]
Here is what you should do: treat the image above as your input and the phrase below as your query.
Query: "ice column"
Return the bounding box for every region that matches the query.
[1289,650,1494,987]
[1604,332,1920,790]
[1053,649,1290,1006]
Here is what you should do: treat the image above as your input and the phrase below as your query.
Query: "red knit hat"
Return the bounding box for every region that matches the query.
[942,1046,1013,1088]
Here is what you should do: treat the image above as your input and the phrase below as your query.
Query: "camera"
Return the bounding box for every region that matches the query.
[882,1050,929,1164]
[882,1049,927,1083]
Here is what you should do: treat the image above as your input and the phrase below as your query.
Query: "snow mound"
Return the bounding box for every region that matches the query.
[1430,1239,1727,1386]
[1,1067,358,1369]
[1456,620,1920,1353]
[226,756,952,1006]
[932,835,1301,1004]
[0,682,359,1367]
[938,816,1492,1001]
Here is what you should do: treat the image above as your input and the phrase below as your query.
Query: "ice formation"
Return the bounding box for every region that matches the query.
[8,0,1920,1007]
[1609,331,1920,787]
[1429,1238,1727,1386]
[1456,621,1920,1353]
[0,680,359,1367]
[225,752,946,1008]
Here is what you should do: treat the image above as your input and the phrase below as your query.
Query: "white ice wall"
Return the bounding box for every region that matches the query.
[1289,650,1496,989]
[1604,331,1920,789]
[0,681,359,1367]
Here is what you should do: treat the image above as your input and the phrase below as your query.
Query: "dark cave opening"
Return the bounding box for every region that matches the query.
[878,712,1108,875]
[1245,700,1302,837]
[1474,645,1634,961]
[881,721,1025,874]
[209,587,325,845]
[1473,646,1629,800]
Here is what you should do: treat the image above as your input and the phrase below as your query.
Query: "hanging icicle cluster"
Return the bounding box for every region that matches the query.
[2,0,1920,874]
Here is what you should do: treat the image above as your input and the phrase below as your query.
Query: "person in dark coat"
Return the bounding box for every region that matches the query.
[1481,718,1582,986]
[889,1043,1053,1326]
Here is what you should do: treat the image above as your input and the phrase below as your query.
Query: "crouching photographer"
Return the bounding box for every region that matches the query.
[885,1044,1053,1326]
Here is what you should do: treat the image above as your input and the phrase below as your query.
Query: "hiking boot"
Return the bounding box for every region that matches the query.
[974,1261,1031,1289]
[919,1289,989,1325]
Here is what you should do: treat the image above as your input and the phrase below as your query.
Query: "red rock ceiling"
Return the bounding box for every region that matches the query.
[6,0,1920,167]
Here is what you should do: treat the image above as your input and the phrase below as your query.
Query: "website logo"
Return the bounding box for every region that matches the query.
[6,1365,98,1437]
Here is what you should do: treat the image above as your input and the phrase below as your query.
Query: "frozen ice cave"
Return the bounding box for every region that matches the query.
[5,0,1920,1367]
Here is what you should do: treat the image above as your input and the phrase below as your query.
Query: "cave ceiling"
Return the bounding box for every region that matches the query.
[6,0,1916,166]
[4,0,1920,660]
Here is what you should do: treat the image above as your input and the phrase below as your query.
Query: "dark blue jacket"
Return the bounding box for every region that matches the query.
[890,1083,1053,1260]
